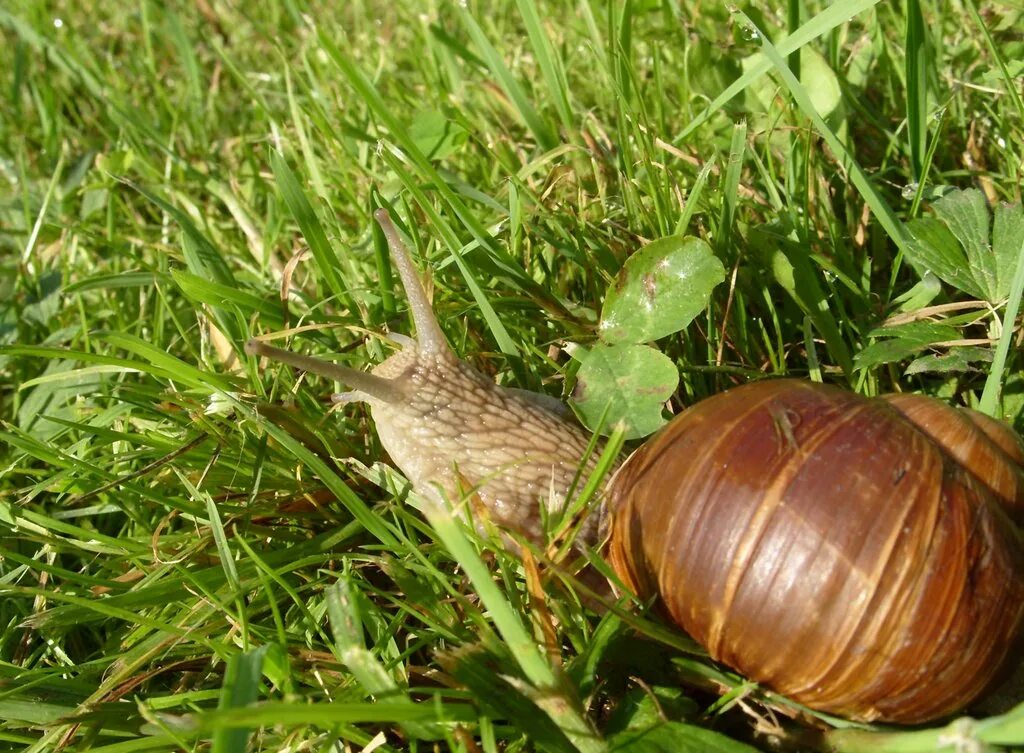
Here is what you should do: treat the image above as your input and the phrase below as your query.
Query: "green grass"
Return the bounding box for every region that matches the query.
[1,1,1023,752]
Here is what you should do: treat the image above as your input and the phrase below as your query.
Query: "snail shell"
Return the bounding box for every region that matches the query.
[607,379,1024,723]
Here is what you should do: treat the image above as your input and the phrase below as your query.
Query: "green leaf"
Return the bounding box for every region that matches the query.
[608,722,760,753]
[514,0,573,131]
[605,687,699,736]
[455,6,556,149]
[565,611,628,698]
[408,490,604,752]
[438,645,578,753]
[981,219,1024,415]
[197,700,477,730]
[905,0,928,178]
[16,360,105,441]
[864,321,961,341]
[854,321,960,370]
[729,7,911,259]
[932,188,996,299]
[129,182,236,287]
[981,700,1024,744]
[21,270,62,326]
[892,271,942,313]
[599,236,725,345]
[828,703,1024,752]
[100,332,236,393]
[172,270,283,324]
[744,45,842,124]
[905,216,982,299]
[676,0,883,143]
[905,346,992,375]
[571,343,678,439]
[259,643,291,691]
[326,578,441,740]
[906,188,1021,304]
[993,200,1024,300]
[801,46,845,125]
[0,699,76,726]
[64,271,163,293]
[407,110,468,161]
[213,646,268,753]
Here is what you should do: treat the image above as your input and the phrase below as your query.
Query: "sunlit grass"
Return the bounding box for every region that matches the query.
[1,1,1023,752]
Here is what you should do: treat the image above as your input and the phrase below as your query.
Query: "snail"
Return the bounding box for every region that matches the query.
[247,208,1024,725]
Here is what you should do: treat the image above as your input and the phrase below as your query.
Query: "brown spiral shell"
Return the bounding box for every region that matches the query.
[606,379,1024,723]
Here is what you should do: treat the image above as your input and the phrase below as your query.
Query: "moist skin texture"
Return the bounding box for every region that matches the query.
[248,209,603,546]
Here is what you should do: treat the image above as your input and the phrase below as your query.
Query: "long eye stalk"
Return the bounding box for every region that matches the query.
[247,207,451,401]
[373,208,451,355]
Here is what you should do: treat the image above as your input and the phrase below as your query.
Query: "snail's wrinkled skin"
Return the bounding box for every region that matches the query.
[363,344,598,541]
[247,209,600,544]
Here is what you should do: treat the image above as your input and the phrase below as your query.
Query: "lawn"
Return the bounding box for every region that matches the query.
[1,1,1023,752]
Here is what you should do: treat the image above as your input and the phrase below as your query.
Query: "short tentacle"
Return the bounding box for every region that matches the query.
[385,332,416,349]
[374,208,452,356]
[245,339,404,404]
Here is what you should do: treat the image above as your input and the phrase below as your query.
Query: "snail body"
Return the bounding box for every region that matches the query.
[247,210,600,544]
[249,209,1024,724]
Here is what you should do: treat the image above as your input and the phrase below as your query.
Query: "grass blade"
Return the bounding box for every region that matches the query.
[412,492,606,753]
[731,8,911,254]
[212,647,268,753]
[905,0,928,179]
[269,150,352,310]
[515,0,574,133]
[456,7,556,149]
[326,578,442,740]
[979,232,1024,415]
[675,0,883,143]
